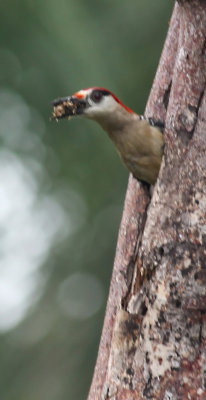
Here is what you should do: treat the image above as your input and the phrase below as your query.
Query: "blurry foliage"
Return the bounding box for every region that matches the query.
[0,1,172,399]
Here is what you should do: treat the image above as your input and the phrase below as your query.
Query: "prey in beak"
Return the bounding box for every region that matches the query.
[51,96,87,120]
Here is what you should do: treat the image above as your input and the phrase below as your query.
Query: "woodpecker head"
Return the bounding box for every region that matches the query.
[52,87,135,123]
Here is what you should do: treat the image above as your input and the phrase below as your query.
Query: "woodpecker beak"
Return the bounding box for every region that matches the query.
[51,95,87,120]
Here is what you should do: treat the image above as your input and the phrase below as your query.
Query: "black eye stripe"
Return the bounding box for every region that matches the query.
[99,90,110,96]
[90,89,110,103]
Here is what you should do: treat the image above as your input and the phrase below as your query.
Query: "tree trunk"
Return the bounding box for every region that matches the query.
[88,1,206,399]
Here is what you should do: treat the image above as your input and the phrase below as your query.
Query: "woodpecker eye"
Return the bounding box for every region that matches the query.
[91,90,103,103]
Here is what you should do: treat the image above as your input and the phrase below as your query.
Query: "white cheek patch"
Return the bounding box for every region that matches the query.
[85,96,118,118]
[87,97,94,107]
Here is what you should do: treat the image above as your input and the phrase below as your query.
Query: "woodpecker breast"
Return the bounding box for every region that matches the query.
[107,117,164,185]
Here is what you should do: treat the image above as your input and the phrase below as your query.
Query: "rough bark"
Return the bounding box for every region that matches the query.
[88,1,206,399]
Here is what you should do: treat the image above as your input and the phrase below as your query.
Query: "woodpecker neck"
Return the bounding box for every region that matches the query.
[90,103,139,138]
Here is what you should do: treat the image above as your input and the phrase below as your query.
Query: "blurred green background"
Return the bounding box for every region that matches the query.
[0,1,173,399]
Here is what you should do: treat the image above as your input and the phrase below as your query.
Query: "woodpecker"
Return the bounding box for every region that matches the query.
[52,87,164,185]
